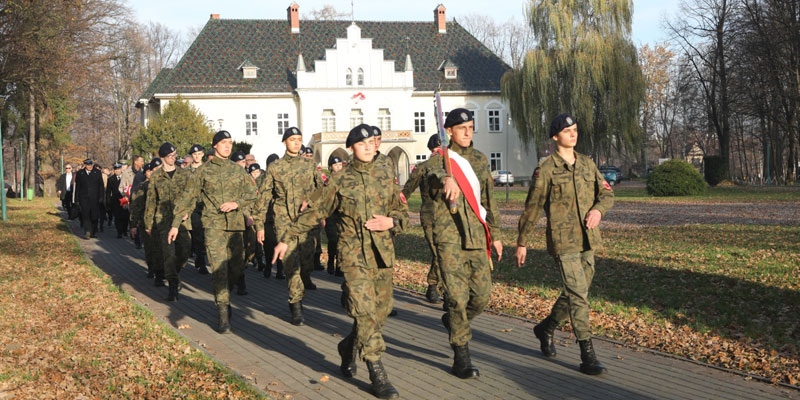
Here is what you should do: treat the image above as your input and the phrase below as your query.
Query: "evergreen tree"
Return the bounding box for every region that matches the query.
[134,95,212,158]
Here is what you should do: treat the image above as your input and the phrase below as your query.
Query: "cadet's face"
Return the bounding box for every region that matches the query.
[191,151,204,164]
[214,138,233,158]
[553,124,578,148]
[447,121,474,148]
[163,151,177,167]
[145,170,152,179]
[374,135,382,149]
[284,136,303,155]
[250,169,262,179]
[351,138,376,163]
[330,162,343,172]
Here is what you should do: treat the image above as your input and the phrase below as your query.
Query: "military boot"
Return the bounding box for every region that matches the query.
[425,284,442,303]
[337,333,359,377]
[327,258,335,275]
[166,279,179,302]
[289,301,304,326]
[366,360,399,399]
[275,260,286,279]
[451,343,480,379]
[217,305,231,334]
[578,339,607,375]
[533,316,558,357]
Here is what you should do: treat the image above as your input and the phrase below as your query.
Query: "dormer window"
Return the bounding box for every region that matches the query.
[238,60,259,79]
[438,60,458,80]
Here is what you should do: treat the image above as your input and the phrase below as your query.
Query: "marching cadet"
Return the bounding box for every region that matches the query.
[246,163,268,273]
[301,145,325,271]
[400,134,444,304]
[231,151,247,168]
[272,124,407,399]
[435,108,503,379]
[253,127,323,326]
[146,142,193,301]
[261,154,282,279]
[324,155,344,276]
[515,113,613,375]
[168,131,258,334]
[130,159,163,283]
[187,144,209,275]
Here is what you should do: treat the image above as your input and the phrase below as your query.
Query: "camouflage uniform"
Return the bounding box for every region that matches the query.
[252,154,323,304]
[401,156,442,294]
[281,156,408,361]
[146,167,193,291]
[516,151,614,340]
[188,163,207,273]
[430,142,500,347]
[172,156,258,307]
[130,180,162,277]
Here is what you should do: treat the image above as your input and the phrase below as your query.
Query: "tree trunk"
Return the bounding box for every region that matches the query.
[28,92,37,197]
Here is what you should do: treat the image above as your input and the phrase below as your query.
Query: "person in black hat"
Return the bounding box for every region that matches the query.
[434,107,503,380]
[187,144,209,274]
[323,154,345,276]
[74,158,105,239]
[252,127,323,326]
[260,153,282,279]
[231,150,247,168]
[106,162,129,238]
[401,133,445,304]
[168,130,258,333]
[146,142,193,298]
[370,126,393,173]
[272,123,407,399]
[515,112,614,375]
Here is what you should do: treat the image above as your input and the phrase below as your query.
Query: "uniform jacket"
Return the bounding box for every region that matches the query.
[430,142,500,250]
[516,151,614,256]
[282,156,408,269]
[129,180,149,228]
[146,167,192,231]
[401,155,439,223]
[172,156,257,231]
[252,154,322,238]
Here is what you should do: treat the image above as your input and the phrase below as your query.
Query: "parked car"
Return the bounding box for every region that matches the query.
[491,170,515,186]
[599,166,623,184]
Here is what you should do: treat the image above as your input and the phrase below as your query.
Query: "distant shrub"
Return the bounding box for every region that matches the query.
[646,159,707,196]
[703,155,728,186]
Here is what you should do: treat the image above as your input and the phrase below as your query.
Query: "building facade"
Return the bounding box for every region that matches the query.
[138,3,537,184]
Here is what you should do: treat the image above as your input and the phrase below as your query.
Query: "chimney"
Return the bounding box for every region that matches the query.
[210,13,220,20]
[287,2,300,34]
[434,4,446,34]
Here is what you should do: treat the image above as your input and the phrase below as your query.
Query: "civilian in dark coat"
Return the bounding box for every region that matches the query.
[75,159,105,238]
[55,164,76,215]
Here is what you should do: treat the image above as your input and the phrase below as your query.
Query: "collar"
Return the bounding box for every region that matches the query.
[351,157,374,173]
[210,156,229,165]
[448,141,474,156]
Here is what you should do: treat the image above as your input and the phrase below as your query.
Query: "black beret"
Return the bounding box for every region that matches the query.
[371,126,382,137]
[189,144,204,154]
[206,149,215,157]
[230,151,246,162]
[83,158,93,165]
[281,127,302,141]
[347,124,373,147]
[328,155,343,167]
[298,146,306,155]
[247,163,261,174]
[150,157,162,168]
[266,153,280,166]
[142,162,151,172]
[427,134,441,150]
[304,146,314,154]
[549,113,577,137]
[444,108,474,128]
[212,130,231,146]
[158,142,176,157]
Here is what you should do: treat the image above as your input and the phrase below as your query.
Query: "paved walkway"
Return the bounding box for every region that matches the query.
[68,218,798,400]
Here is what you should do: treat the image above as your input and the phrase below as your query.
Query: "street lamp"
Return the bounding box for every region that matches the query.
[505,113,511,203]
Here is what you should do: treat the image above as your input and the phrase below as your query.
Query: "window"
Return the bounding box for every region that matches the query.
[243,67,257,79]
[321,109,336,132]
[377,108,391,131]
[445,67,457,79]
[414,112,426,133]
[357,68,364,86]
[277,113,289,135]
[245,114,258,136]
[350,109,363,128]
[488,110,501,132]
[415,154,428,162]
[346,68,352,86]
[469,109,477,133]
[490,152,502,172]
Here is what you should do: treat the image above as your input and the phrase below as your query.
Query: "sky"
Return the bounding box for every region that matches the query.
[132,0,683,47]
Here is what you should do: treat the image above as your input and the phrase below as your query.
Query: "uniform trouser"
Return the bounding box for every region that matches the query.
[206,229,244,306]
[421,220,440,288]
[313,227,322,254]
[324,221,338,268]
[284,232,315,303]
[341,265,394,362]
[438,244,492,346]
[158,226,191,281]
[550,251,595,341]
[190,212,206,268]
[143,225,163,273]
[244,224,261,265]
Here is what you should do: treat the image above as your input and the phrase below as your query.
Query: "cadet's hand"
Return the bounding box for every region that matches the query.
[365,214,393,232]
[181,214,189,221]
[585,209,602,230]
[515,246,527,267]
[272,242,288,264]
[256,230,265,245]
[130,227,137,237]
[300,200,308,212]
[442,176,461,202]
[492,240,503,261]
[219,201,238,212]
[166,227,179,244]
[246,216,254,227]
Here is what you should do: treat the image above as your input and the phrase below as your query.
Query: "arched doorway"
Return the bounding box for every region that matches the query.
[387,147,410,185]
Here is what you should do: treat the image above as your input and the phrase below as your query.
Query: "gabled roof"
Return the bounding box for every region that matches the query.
[144,18,510,97]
